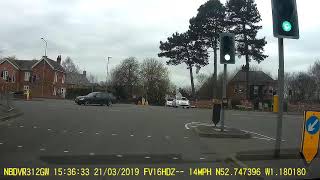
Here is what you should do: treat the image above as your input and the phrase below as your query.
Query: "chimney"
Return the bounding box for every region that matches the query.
[83,71,86,76]
[57,55,61,64]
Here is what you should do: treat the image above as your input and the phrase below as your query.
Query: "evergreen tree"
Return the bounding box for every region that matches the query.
[226,0,268,99]
[158,31,209,98]
[189,0,226,98]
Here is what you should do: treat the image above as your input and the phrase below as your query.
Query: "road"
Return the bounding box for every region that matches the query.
[0,99,319,180]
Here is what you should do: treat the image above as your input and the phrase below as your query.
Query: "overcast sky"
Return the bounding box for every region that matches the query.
[0,0,319,87]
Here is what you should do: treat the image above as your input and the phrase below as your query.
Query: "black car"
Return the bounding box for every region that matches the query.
[75,92,111,106]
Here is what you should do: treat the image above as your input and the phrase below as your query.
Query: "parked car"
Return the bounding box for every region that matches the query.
[172,97,190,108]
[165,98,174,107]
[75,92,111,106]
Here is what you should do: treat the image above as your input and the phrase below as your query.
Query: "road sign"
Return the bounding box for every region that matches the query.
[300,111,320,164]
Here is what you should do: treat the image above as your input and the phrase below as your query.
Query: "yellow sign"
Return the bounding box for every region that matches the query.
[300,111,320,164]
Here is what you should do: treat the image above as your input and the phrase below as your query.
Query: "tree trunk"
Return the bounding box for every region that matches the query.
[213,39,218,99]
[189,65,195,99]
[243,23,250,100]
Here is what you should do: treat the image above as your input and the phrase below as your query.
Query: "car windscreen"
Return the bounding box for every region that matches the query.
[87,92,98,97]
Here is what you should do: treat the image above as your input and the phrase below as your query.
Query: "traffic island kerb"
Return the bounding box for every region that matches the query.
[193,125,252,139]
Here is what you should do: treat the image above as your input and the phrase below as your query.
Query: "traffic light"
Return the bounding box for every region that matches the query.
[220,33,235,64]
[272,0,299,39]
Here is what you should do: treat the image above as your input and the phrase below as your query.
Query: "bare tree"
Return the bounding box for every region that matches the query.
[87,74,98,84]
[196,73,208,91]
[61,57,80,73]
[310,60,320,102]
[110,57,140,99]
[140,58,170,105]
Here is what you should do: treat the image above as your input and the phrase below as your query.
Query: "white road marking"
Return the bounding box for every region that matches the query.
[184,137,189,139]
[19,125,24,128]
[48,128,51,131]
[33,126,37,129]
[112,133,118,136]
[199,157,206,160]
[240,129,285,142]
[252,136,272,141]
[40,148,46,151]
[144,156,151,159]
[17,145,23,148]
[185,122,214,130]
[180,171,184,173]
[0,142,3,145]
[89,153,95,156]
[95,132,100,135]
[130,134,134,137]
[79,131,83,134]
[116,155,123,158]
[147,136,152,138]
[64,150,69,153]
[172,157,179,160]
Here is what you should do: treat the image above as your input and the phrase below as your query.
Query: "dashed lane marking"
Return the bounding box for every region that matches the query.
[116,155,123,158]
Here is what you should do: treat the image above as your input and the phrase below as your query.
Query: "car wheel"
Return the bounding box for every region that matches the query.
[106,101,111,107]
[84,101,89,106]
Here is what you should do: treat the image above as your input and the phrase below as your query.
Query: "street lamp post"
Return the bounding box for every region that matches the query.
[41,38,47,97]
[41,38,47,57]
[106,56,112,92]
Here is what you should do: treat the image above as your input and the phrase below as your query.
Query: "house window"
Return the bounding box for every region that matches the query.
[12,74,15,83]
[23,85,29,92]
[54,72,58,83]
[24,72,30,81]
[2,71,8,80]
[62,74,65,84]
[254,86,259,95]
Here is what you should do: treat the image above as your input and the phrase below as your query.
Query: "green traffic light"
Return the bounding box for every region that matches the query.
[282,21,292,32]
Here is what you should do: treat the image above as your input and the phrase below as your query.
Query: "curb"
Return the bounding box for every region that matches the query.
[0,111,24,122]
[193,126,252,139]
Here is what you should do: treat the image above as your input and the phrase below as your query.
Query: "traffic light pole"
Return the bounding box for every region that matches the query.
[275,38,284,157]
[220,64,227,132]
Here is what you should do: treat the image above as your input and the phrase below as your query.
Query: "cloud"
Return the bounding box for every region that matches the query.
[0,0,319,87]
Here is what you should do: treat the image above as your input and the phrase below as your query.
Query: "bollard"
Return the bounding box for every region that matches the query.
[27,90,30,101]
[273,95,279,112]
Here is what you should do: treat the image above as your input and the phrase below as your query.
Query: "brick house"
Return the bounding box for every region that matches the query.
[0,56,66,98]
[227,70,277,101]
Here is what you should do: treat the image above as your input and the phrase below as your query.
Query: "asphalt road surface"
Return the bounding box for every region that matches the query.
[0,99,319,180]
